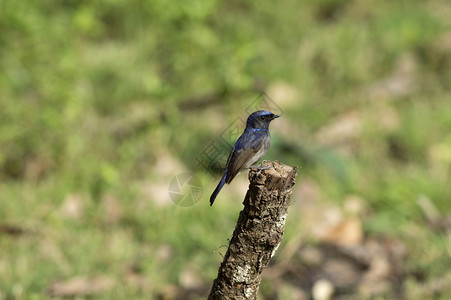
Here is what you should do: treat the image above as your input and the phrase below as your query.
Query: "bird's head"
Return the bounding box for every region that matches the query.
[246,110,280,129]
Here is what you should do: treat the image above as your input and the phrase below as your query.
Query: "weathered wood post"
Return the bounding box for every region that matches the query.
[208,161,298,299]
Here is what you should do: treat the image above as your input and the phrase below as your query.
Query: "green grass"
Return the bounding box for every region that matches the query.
[1,0,451,299]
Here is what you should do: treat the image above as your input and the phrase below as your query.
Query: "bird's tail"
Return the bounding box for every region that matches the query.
[210,170,227,206]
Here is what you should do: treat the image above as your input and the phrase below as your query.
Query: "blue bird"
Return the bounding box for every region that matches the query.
[210,110,280,206]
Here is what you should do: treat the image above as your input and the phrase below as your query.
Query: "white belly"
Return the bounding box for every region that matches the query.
[245,146,268,168]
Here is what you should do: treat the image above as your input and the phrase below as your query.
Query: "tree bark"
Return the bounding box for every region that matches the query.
[208,160,298,300]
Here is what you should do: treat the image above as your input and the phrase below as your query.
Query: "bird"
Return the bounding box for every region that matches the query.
[210,110,280,206]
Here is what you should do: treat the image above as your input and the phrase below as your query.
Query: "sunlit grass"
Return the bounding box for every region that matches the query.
[0,0,450,298]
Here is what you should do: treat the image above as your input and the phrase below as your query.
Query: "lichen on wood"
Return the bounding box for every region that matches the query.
[208,161,298,300]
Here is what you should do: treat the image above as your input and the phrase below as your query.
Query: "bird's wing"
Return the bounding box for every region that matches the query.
[225,135,265,184]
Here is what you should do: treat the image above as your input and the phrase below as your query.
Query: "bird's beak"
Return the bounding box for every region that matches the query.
[272,114,280,119]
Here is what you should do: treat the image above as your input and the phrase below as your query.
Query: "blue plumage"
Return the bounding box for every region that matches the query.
[210,110,280,205]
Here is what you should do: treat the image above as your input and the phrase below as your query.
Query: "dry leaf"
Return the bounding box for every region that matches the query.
[124,263,150,291]
[0,224,27,236]
[60,194,84,220]
[343,195,368,217]
[295,177,321,212]
[310,206,343,240]
[155,244,174,262]
[154,150,184,177]
[179,266,203,289]
[299,246,323,266]
[373,105,400,132]
[316,111,362,151]
[312,279,334,300]
[266,81,299,107]
[366,54,417,101]
[48,276,114,297]
[102,194,122,224]
[323,259,360,288]
[140,181,172,207]
[322,218,363,247]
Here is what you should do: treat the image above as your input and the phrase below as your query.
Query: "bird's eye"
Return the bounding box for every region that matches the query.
[260,116,265,120]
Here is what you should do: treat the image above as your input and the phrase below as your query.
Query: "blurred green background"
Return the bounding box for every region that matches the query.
[1,0,451,299]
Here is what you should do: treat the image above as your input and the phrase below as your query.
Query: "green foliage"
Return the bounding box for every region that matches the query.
[1,0,451,298]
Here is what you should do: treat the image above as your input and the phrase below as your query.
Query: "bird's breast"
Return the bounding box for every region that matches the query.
[245,137,270,168]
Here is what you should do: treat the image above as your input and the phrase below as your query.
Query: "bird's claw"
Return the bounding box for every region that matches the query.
[249,164,271,177]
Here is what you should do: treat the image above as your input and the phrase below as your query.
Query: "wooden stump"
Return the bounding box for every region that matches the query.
[208,161,298,300]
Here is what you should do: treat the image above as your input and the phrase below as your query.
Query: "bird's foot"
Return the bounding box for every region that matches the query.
[248,164,271,171]
[248,163,271,178]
